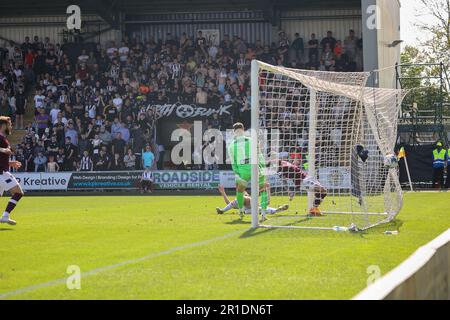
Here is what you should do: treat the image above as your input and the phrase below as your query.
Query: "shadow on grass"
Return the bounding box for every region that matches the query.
[238,218,405,239]
[0,228,14,231]
[225,219,251,225]
[238,217,314,238]
[357,219,404,238]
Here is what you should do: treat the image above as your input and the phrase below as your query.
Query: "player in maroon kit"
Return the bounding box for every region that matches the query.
[0,116,24,225]
[278,159,327,217]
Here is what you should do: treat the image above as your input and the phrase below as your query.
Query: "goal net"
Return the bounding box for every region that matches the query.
[250,60,408,231]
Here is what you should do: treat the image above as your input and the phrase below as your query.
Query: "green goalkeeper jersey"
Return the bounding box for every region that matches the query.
[228,135,265,181]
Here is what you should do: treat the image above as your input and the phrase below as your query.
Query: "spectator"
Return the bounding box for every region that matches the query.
[291,33,304,62]
[64,136,77,171]
[140,167,154,193]
[344,29,359,62]
[112,132,127,157]
[432,142,448,189]
[14,148,26,172]
[93,148,110,171]
[47,155,60,172]
[34,108,50,137]
[142,145,155,169]
[34,151,47,172]
[124,148,136,170]
[117,122,130,143]
[65,120,78,146]
[307,33,319,65]
[278,31,290,63]
[320,31,337,51]
[79,150,93,171]
[110,153,124,171]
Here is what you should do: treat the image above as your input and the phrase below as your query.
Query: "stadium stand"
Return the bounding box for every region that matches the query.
[0,29,363,173]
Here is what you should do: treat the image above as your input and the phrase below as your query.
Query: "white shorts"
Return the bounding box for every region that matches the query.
[0,171,20,196]
[302,176,323,191]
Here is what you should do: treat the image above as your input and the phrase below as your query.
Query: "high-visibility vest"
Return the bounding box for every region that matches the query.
[432,149,446,168]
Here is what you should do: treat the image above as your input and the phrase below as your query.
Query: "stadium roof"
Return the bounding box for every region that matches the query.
[0,0,361,27]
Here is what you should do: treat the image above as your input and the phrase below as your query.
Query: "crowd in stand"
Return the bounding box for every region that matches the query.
[0,29,363,172]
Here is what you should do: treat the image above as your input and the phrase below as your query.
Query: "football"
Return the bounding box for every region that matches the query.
[384,154,399,169]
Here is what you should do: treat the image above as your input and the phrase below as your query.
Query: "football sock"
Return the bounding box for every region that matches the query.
[223,201,235,212]
[5,193,22,215]
[236,191,244,209]
[314,192,326,207]
[260,191,268,210]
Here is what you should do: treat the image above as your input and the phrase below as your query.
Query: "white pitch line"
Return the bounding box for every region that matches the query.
[0,229,243,299]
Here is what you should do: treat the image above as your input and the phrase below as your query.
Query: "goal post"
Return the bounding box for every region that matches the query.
[250,60,408,231]
[250,59,260,229]
[307,88,317,212]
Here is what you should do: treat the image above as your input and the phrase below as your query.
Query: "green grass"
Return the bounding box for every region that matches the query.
[0,192,448,300]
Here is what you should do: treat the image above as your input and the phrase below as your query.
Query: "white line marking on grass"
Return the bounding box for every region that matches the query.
[0,230,242,299]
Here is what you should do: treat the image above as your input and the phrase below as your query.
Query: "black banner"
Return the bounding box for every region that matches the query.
[154,103,235,146]
[398,145,435,184]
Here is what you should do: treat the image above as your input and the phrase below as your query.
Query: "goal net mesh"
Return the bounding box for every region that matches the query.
[252,61,407,231]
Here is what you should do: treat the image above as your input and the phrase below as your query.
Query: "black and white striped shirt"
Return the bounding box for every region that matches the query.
[80,156,93,171]
[142,171,153,181]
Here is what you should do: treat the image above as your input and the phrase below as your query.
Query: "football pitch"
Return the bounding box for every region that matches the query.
[0,192,448,300]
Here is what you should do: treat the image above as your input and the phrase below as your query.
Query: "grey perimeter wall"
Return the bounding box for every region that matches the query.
[354,229,450,300]
[362,0,401,87]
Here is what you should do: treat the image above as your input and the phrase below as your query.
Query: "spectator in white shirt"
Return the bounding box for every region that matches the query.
[106,42,118,59]
[112,93,123,112]
[33,89,45,109]
[49,103,60,123]
[78,49,89,64]
[118,42,129,62]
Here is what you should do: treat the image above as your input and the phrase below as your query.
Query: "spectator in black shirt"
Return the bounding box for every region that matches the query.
[56,147,66,170]
[291,33,304,62]
[110,153,124,171]
[196,31,207,57]
[112,132,127,157]
[307,33,319,64]
[320,31,337,51]
[15,87,27,129]
[64,136,77,171]
[14,148,26,172]
[103,102,118,122]
[47,135,59,157]
[94,148,110,171]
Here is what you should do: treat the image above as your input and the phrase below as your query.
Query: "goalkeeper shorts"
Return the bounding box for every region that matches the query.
[234,170,266,188]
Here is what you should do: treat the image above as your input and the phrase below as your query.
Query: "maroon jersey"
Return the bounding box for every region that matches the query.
[0,134,11,172]
[279,160,308,189]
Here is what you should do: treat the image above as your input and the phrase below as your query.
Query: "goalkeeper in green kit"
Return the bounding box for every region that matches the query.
[228,123,269,222]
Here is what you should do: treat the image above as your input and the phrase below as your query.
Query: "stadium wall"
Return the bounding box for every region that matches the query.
[126,11,272,45]
[361,0,401,88]
[126,8,362,47]
[354,228,450,300]
[0,15,120,45]
[280,9,362,45]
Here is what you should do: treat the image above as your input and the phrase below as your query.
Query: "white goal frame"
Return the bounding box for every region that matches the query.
[250,60,406,231]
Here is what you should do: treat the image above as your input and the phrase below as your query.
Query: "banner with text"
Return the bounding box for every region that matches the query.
[13,171,236,191]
